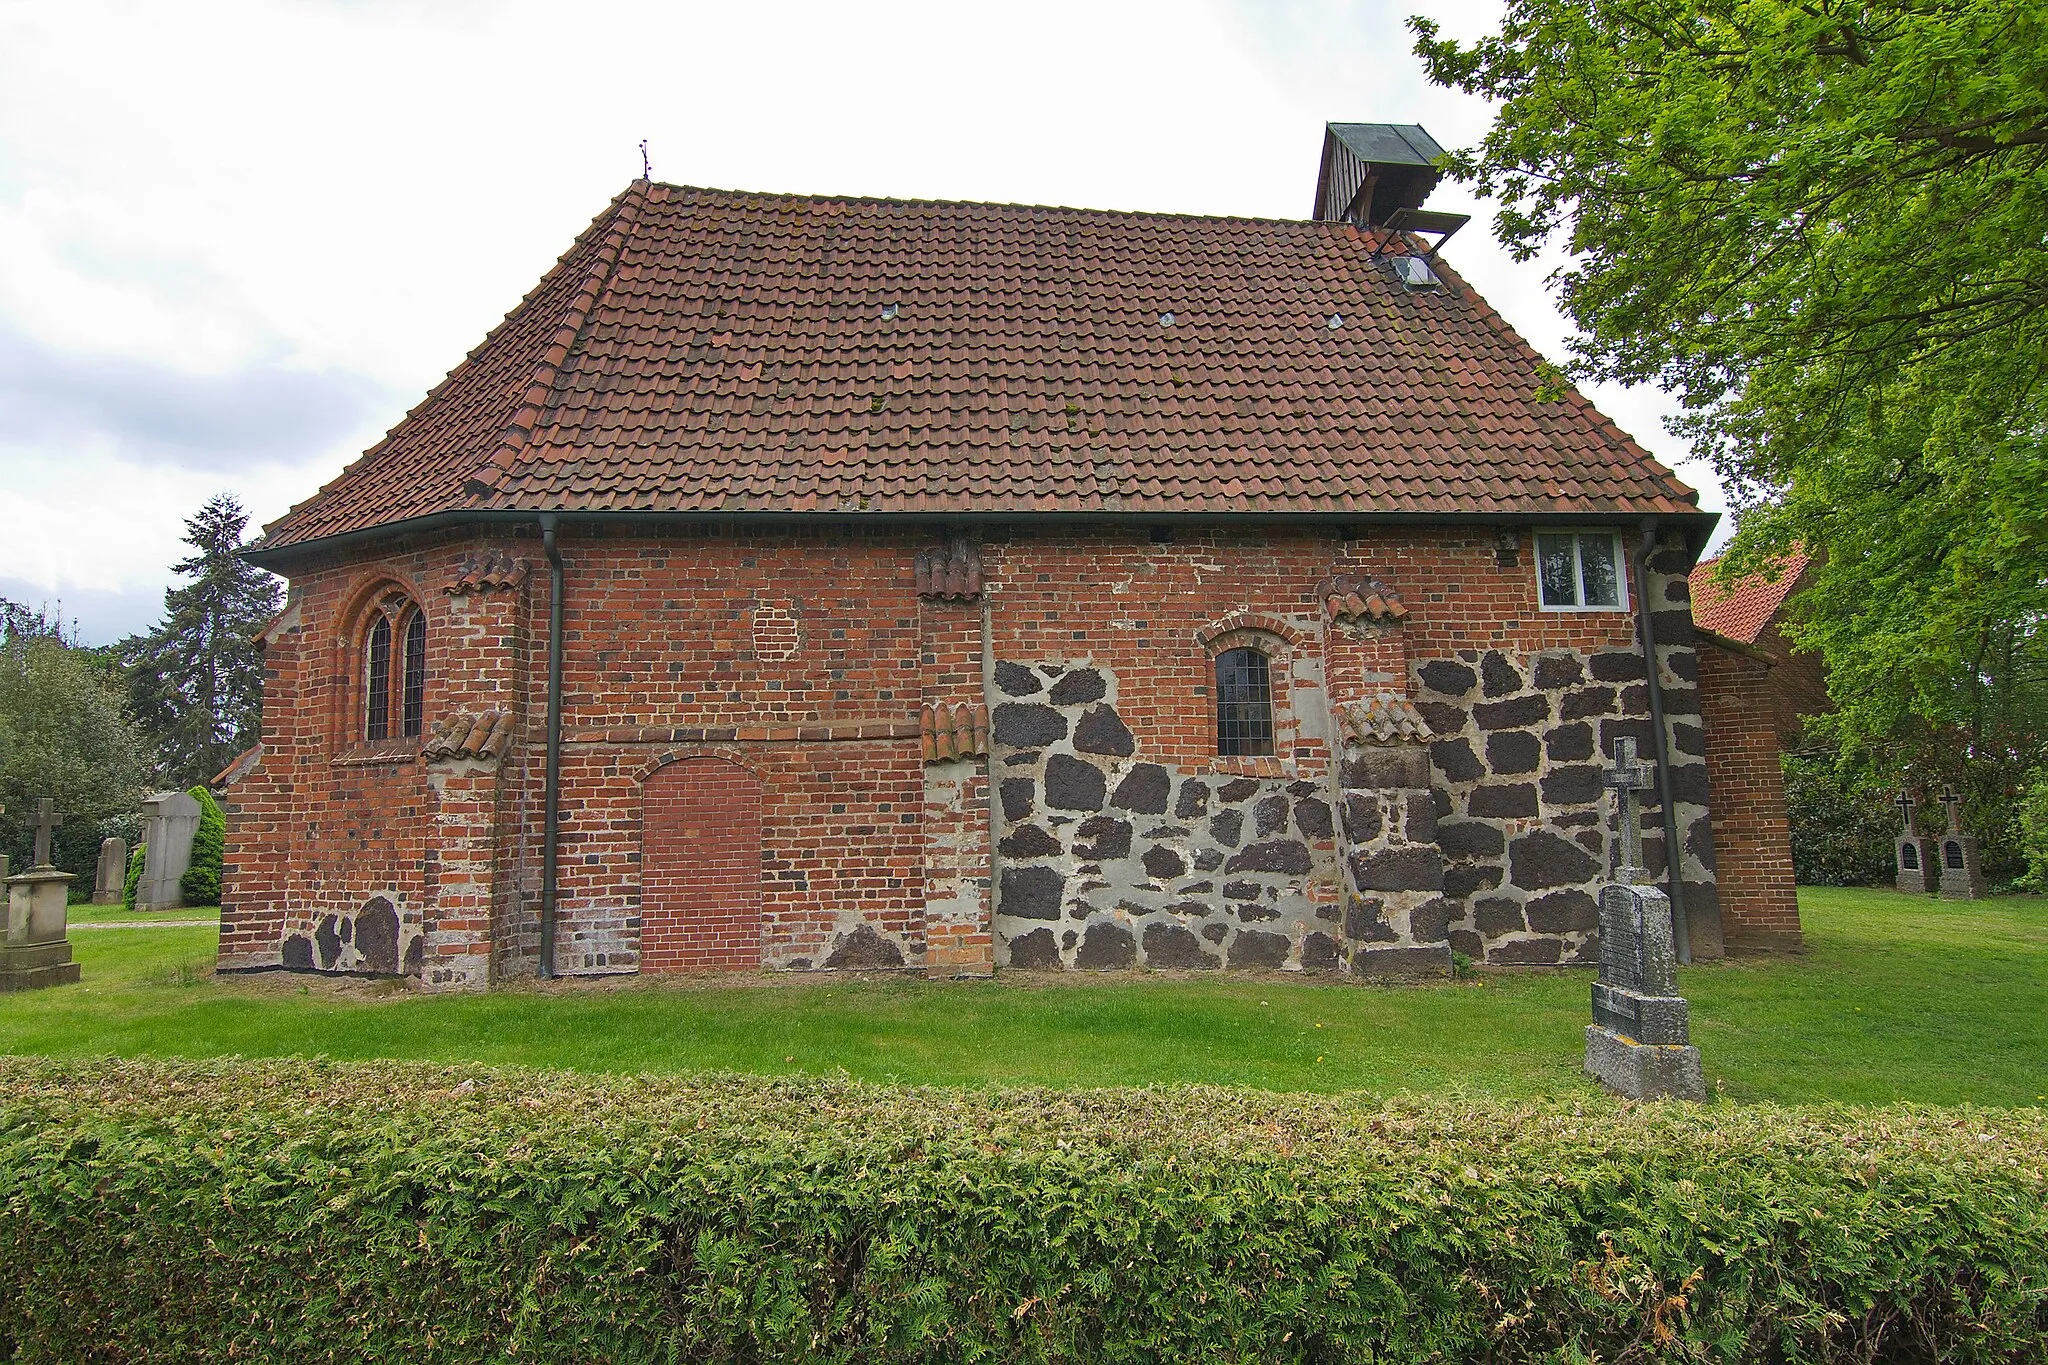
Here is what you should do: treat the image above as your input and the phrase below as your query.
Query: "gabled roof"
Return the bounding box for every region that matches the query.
[1689,550,1811,644]
[256,180,1702,557]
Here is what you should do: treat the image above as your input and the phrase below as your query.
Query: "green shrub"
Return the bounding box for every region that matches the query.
[178,785,223,907]
[1,1058,2044,1363]
[1782,753,1899,885]
[121,841,144,911]
[2021,770,2048,893]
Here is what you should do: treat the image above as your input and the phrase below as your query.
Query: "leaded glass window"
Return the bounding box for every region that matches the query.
[401,609,427,738]
[365,615,392,741]
[1216,647,1276,756]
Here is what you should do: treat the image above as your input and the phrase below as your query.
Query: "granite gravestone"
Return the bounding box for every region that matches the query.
[1893,791,1937,895]
[2,799,80,991]
[137,791,202,911]
[92,836,128,905]
[1936,790,1987,900]
[1583,739,1705,1101]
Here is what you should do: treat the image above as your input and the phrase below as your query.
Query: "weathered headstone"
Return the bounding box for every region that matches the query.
[1936,789,1987,900]
[137,791,202,911]
[1893,791,1937,894]
[92,836,128,905]
[2,799,80,991]
[1584,739,1705,1101]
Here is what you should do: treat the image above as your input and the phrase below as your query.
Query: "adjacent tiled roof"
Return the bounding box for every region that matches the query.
[1336,695,1433,745]
[1689,551,1811,645]
[920,702,990,763]
[1321,572,1408,623]
[420,710,516,762]
[257,181,1700,553]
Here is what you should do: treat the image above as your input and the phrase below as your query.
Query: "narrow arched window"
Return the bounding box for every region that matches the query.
[1216,647,1275,756]
[365,615,393,741]
[401,608,427,738]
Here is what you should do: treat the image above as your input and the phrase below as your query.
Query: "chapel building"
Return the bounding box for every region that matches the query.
[219,124,1784,989]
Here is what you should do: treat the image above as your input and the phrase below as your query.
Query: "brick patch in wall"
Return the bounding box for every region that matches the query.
[640,756,765,972]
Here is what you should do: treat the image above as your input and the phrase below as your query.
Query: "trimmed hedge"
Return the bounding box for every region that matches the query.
[1,1058,2044,1363]
[178,785,224,907]
[121,840,144,911]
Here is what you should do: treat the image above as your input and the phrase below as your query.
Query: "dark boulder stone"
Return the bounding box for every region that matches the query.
[1000,865,1065,920]
[1561,686,1617,720]
[1546,723,1595,763]
[1111,763,1172,814]
[1346,896,1396,942]
[1669,761,1713,807]
[1075,921,1137,969]
[1486,731,1541,775]
[1405,791,1438,843]
[1409,896,1454,943]
[1431,737,1484,783]
[1533,652,1585,688]
[1509,830,1600,889]
[1524,889,1599,934]
[1473,695,1549,730]
[1194,848,1224,872]
[1301,932,1341,970]
[282,934,314,970]
[1687,811,1716,861]
[1649,545,1693,576]
[1006,927,1060,968]
[1599,718,1655,755]
[1045,754,1107,810]
[999,778,1035,822]
[826,923,906,969]
[1236,901,1282,923]
[1651,610,1697,648]
[356,897,401,974]
[1254,794,1291,836]
[1540,765,1603,807]
[1449,929,1484,959]
[1351,945,1451,978]
[1048,668,1108,705]
[1142,824,1189,840]
[1142,845,1187,880]
[999,823,1062,858]
[1415,701,1468,735]
[1002,752,1038,767]
[1588,650,1646,682]
[1342,745,1430,790]
[1474,896,1525,936]
[1173,895,1214,913]
[1222,880,1264,900]
[1556,810,1599,828]
[1438,820,1504,858]
[339,918,353,944]
[315,914,343,970]
[1469,783,1538,818]
[1667,650,1699,683]
[1673,721,1706,758]
[1226,840,1313,875]
[1201,922,1229,943]
[1216,778,1261,804]
[403,935,423,976]
[1444,863,1502,898]
[1481,651,1525,697]
[1174,780,1210,819]
[1487,937,1563,965]
[1073,706,1136,756]
[1295,797,1333,839]
[1418,659,1477,696]
[1062,929,1078,950]
[1620,684,1650,713]
[1073,815,1132,860]
[1352,845,1443,892]
[1229,929,1290,968]
[994,703,1067,748]
[1209,808,1244,847]
[995,661,1043,697]
[1143,921,1216,969]
[1342,794,1382,843]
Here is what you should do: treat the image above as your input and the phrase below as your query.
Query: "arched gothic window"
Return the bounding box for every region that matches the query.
[362,599,426,741]
[1215,646,1276,756]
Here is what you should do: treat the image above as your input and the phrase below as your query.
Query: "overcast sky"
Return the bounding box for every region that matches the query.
[0,0,1725,646]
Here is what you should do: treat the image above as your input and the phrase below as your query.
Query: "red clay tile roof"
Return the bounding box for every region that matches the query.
[258,181,1701,553]
[1689,551,1811,644]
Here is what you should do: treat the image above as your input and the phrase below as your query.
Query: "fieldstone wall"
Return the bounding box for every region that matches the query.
[1335,740,1454,975]
[990,660,1348,970]
[280,894,423,977]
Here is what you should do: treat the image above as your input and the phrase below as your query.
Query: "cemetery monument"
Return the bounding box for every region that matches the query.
[92,836,128,905]
[1583,739,1705,1101]
[136,790,202,911]
[1,799,81,991]
[1936,789,1987,900]
[1893,790,1937,894]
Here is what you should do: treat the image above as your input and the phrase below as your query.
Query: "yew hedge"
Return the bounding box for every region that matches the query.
[0,1057,2043,1363]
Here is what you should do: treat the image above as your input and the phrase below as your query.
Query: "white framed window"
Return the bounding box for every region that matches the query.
[1534,530,1629,611]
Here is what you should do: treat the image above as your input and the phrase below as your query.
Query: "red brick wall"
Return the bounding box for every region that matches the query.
[1697,642,1802,950]
[640,756,764,971]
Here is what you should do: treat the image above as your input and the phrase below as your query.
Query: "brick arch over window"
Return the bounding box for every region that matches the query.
[333,573,431,746]
[640,754,764,972]
[1194,611,1310,652]
[1196,621,1304,770]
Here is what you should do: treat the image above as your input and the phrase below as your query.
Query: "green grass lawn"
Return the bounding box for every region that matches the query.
[4,887,2042,1106]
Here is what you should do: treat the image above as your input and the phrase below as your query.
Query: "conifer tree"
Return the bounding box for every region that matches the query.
[125,495,281,788]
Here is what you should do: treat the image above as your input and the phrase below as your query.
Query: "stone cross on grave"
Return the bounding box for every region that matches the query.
[30,799,60,869]
[1939,788,1963,834]
[1892,790,1916,834]
[1602,737,1656,884]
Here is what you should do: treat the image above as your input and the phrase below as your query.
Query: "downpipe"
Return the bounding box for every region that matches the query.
[1633,518,1691,963]
[539,515,565,979]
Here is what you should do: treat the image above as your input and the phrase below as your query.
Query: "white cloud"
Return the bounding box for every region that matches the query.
[0,0,1725,644]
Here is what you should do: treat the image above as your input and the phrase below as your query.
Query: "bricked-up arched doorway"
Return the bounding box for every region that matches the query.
[640,757,764,971]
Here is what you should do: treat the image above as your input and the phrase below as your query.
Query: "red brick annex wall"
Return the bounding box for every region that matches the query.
[640,756,764,971]
[1697,642,1803,950]
[219,519,1723,987]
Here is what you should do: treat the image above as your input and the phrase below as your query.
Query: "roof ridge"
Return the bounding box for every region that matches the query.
[462,182,649,499]
[257,184,652,545]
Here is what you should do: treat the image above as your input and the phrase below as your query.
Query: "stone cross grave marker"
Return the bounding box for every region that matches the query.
[1936,787,1987,900]
[92,836,128,905]
[1893,789,1937,893]
[1584,739,1704,1101]
[3,797,80,991]
[30,799,60,868]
